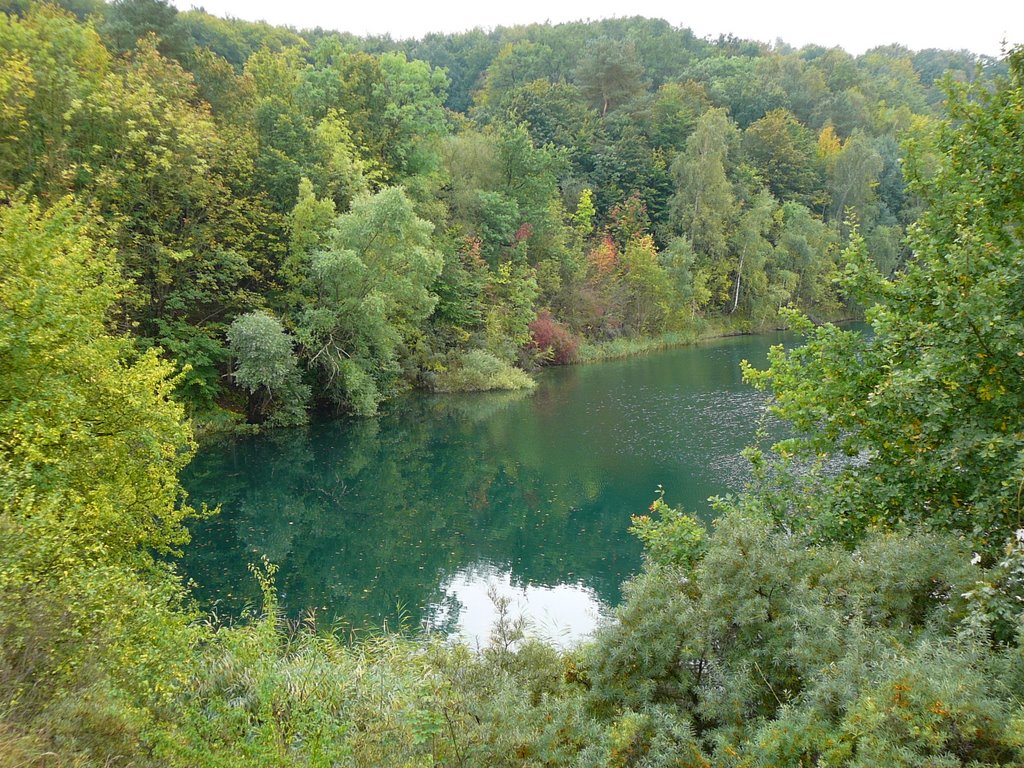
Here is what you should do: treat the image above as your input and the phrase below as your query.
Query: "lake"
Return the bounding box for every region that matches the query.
[181,331,794,645]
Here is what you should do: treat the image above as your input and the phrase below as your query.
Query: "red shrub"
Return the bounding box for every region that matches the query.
[529,310,580,365]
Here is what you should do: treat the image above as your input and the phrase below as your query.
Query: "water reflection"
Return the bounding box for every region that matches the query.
[182,332,794,633]
[426,562,606,648]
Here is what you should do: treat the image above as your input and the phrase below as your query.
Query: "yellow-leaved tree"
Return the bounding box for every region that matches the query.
[0,195,198,759]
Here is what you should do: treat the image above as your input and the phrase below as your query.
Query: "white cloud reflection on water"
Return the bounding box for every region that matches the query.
[425,561,607,649]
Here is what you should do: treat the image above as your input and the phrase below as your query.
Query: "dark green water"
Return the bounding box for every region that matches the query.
[181,331,791,644]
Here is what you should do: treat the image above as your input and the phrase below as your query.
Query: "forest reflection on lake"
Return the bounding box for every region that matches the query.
[181,330,795,644]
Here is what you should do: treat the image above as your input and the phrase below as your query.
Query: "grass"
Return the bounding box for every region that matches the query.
[574,317,754,364]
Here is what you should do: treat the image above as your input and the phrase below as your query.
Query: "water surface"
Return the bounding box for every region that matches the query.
[182,331,792,644]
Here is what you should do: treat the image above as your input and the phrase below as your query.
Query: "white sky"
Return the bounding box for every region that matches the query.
[170,0,1023,57]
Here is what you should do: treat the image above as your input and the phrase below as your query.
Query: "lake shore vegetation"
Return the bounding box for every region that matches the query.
[2,1,1023,765]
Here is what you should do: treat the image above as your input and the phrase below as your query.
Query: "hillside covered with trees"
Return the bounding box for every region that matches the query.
[0,0,1007,428]
[2,1,1023,766]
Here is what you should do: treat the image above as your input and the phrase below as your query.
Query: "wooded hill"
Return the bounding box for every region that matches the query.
[0,2,1007,429]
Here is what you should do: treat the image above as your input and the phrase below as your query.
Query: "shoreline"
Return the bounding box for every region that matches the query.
[569,313,860,365]
[192,314,860,440]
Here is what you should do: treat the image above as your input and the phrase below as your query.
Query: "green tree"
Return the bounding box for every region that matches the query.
[296,186,443,415]
[772,200,840,312]
[670,108,738,307]
[617,234,675,334]
[474,41,557,110]
[825,130,883,228]
[0,3,110,194]
[65,38,263,413]
[375,51,449,182]
[100,0,190,60]
[590,127,672,230]
[227,311,309,426]
[575,37,646,116]
[662,235,710,317]
[590,504,1019,765]
[636,80,710,153]
[499,79,597,154]
[483,258,539,362]
[282,176,337,304]
[728,188,777,318]
[472,189,520,265]
[0,195,196,729]
[742,108,822,204]
[670,108,737,260]
[745,49,1024,546]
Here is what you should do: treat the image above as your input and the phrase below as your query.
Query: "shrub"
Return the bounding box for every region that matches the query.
[226,311,309,426]
[529,310,581,365]
[431,349,536,393]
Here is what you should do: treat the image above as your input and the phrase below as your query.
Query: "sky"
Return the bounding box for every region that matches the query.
[170,0,1024,57]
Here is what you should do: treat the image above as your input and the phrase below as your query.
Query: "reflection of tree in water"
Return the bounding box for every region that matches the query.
[182,387,643,631]
[182,336,786,632]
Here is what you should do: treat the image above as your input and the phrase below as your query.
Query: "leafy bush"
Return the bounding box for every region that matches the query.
[529,309,581,364]
[629,490,706,568]
[587,506,1022,765]
[431,349,536,392]
[227,311,309,426]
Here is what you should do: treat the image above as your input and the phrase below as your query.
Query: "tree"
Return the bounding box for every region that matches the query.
[857,46,928,114]
[375,51,449,181]
[670,108,737,260]
[636,80,710,153]
[825,130,883,228]
[0,4,110,194]
[575,38,646,116]
[690,53,793,128]
[472,190,520,265]
[482,258,539,362]
[590,503,1018,765]
[572,187,597,236]
[100,0,190,60]
[742,108,821,204]
[296,186,443,415]
[590,128,672,230]
[473,41,557,110]
[499,79,597,155]
[0,195,195,711]
[772,200,840,312]
[65,38,263,413]
[494,123,567,224]
[728,189,776,317]
[662,235,710,317]
[744,48,1024,546]
[282,176,337,305]
[617,234,674,334]
[670,108,738,307]
[227,311,309,426]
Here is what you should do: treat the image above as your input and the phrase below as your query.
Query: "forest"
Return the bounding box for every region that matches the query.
[2,0,1024,765]
[0,0,1008,427]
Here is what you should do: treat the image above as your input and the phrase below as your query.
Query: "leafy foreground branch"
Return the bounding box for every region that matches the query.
[3,39,1024,768]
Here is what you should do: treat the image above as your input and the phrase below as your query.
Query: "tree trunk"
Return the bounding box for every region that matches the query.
[732,252,744,314]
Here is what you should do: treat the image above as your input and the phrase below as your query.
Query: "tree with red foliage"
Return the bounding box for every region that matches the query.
[528,309,580,365]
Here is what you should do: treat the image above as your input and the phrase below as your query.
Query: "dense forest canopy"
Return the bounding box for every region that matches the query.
[2,1,1024,765]
[0,0,1008,426]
